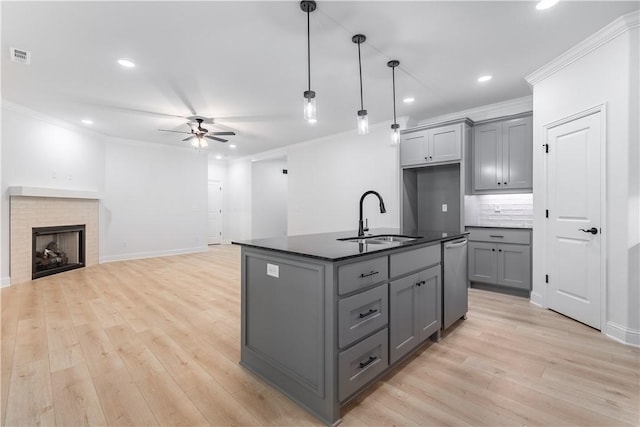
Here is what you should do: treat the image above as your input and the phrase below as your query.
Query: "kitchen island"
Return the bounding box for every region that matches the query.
[233,228,467,425]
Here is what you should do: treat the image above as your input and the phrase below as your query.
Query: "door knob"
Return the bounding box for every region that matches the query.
[579,227,598,235]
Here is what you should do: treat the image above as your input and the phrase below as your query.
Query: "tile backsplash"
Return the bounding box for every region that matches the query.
[464,194,533,228]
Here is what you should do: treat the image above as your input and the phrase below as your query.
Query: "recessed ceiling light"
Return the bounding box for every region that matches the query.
[403,97,415,104]
[229,144,237,148]
[477,75,492,82]
[117,58,136,68]
[81,119,93,125]
[536,0,559,10]
[307,118,317,124]
[215,155,223,160]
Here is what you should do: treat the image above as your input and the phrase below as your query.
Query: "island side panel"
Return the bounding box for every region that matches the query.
[240,247,340,425]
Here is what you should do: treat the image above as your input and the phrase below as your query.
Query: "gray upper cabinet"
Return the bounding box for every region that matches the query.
[401,123,462,167]
[472,114,532,192]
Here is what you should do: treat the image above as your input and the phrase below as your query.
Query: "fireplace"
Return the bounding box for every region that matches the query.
[32,224,86,279]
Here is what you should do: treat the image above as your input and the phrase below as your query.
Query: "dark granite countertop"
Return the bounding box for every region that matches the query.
[232,227,468,262]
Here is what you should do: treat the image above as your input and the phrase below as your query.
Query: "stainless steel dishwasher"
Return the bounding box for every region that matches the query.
[442,238,468,329]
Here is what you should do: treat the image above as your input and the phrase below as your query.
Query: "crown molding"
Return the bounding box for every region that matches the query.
[526,10,640,86]
[416,95,533,126]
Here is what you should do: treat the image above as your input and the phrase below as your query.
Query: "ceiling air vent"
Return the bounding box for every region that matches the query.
[10,47,31,64]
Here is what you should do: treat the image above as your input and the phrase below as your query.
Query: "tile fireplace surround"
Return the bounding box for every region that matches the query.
[9,187,99,285]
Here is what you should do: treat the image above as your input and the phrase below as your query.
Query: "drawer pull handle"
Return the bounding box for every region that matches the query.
[359,308,378,319]
[359,356,377,369]
[489,235,504,238]
[360,270,379,278]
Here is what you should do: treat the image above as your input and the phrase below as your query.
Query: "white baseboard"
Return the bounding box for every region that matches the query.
[1,276,11,288]
[604,321,640,347]
[529,291,544,307]
[99,245,208,264]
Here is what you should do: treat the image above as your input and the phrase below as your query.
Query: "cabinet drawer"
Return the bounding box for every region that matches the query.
[338,328,388,402]
[390,245,440,278]
[467,228,530,245]
[338,256,388,295]
[338,284,388,349]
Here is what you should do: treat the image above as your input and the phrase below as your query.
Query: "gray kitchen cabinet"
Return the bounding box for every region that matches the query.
[400,123,462,167]
[389,264,441,364]
[468,241,498,284]
[473,114,532,192]
[467,227,531,292]
[237,234,455,425]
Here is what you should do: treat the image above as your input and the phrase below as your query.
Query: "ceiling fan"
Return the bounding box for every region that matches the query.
[158,117,236,147]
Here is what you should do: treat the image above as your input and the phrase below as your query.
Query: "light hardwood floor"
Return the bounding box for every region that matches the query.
[1,244,638,426]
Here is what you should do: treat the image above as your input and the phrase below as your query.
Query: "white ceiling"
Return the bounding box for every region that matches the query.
[2,1,638,160]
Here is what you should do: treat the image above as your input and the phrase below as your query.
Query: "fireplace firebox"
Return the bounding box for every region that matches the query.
[32,225,86,279]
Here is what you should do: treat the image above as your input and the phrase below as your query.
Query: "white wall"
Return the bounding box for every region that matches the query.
[251,158,288,239]
[225,159,253,241]
[1,103,106,284]
[287,122,400,235]
[1,102,209,282]
[100,137,208,262]
[528,13,639,345]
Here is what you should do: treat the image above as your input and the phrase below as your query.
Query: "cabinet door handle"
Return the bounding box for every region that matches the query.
[359,271,379,278]
[359,356,378,369]
[421,280,426,285]
[358,308,378,319]
[492,248,496,252]
[489,235,504,238]
[503,182,507,185]
[415,282,421,287]
[498,249,502,252]
[497,182,501,185]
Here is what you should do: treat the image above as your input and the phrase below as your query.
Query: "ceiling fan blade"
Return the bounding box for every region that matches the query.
[159,129,191,134]
[210,131,236,136]
[205,135,227,143]
[182,135,196,141]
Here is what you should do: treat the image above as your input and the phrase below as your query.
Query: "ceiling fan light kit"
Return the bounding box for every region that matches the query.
[387,59,400,146]
[158,116,236,149]
[352,34,369,135]
[301,0,317,124]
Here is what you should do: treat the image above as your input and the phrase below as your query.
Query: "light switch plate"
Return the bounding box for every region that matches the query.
[442,204,448,212]
[494,204,501,212]
[267,263,279,278]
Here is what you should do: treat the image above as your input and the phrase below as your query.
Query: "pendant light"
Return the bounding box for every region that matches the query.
[301,1,317,123]
[352,34,368,135]
[387,60,400,145]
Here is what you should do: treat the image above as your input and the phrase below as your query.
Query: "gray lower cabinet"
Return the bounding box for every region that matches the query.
[467,227,531,291]
[240,242,442,425]
[389,264,441,364]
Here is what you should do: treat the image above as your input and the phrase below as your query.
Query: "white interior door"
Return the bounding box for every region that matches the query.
[208,181,222,245]
[546,110,602,329]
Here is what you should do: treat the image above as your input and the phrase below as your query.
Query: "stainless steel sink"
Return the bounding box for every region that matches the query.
[338,234,418,245]
[368,235,417,243]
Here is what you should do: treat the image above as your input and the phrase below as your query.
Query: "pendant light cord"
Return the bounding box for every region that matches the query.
[357,41,364,110]
[307,10,311,93]
[392,65,397,124]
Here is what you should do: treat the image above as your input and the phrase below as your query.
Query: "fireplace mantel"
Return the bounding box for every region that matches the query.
[9,186,101,200]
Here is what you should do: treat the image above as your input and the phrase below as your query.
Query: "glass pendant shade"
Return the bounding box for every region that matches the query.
[390,125,400,145]
[357,110,369,135]
[304,91,317,123]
